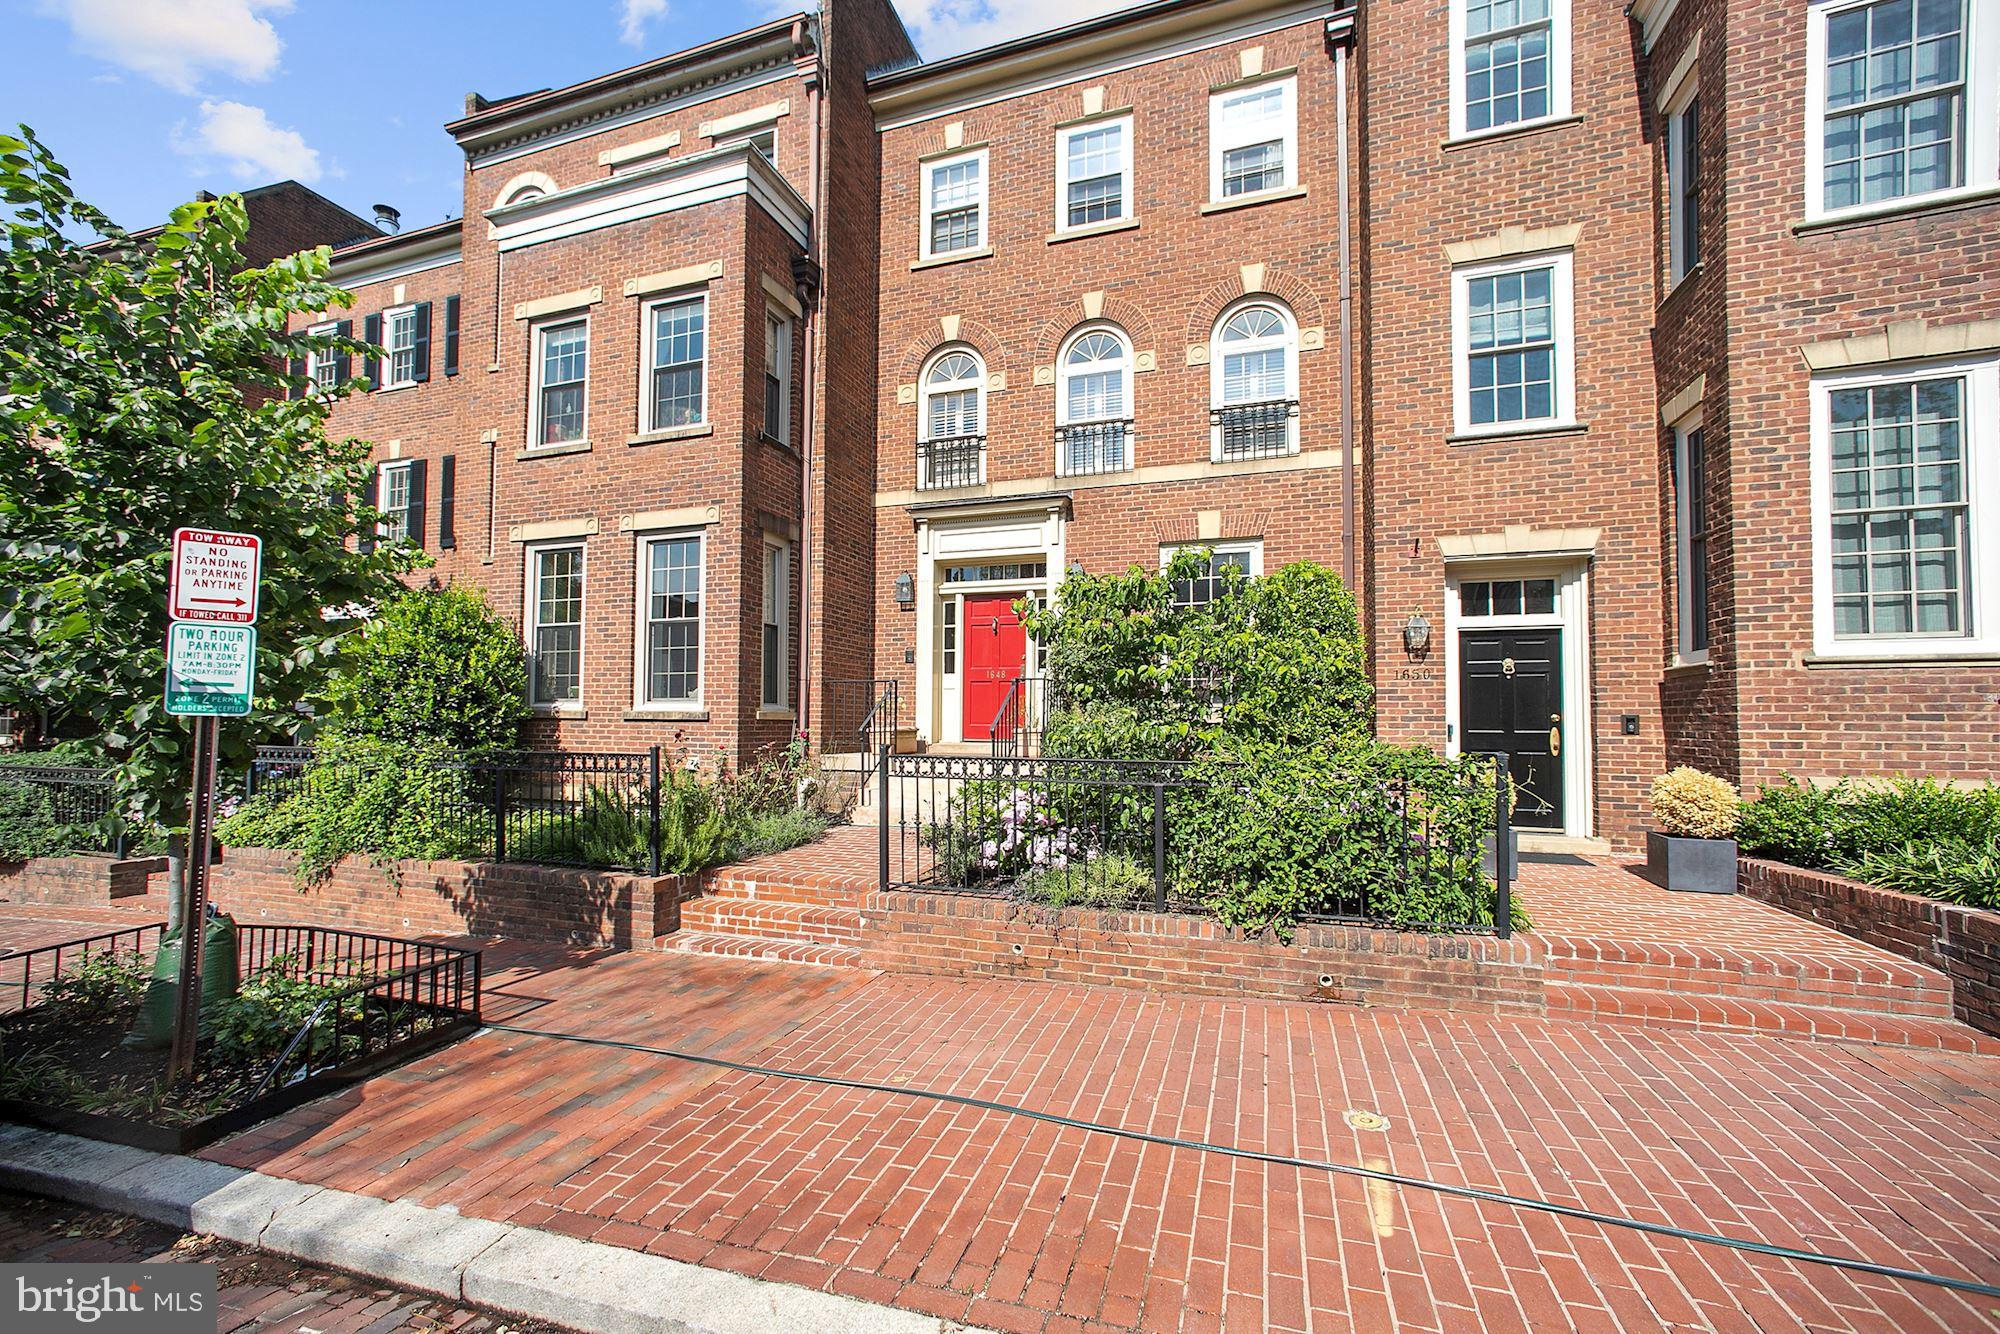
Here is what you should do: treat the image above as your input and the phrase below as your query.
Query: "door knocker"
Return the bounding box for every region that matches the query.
[1501,657,1516,677]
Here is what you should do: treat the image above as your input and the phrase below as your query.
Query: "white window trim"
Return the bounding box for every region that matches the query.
[1809,352,2000,658]
[380,304,419,391]
[630,529,708,712]
[523,540,586,712]
[1208,74,1298,204]
[761,537,791,711]
[920,148,989,262]
[1448,0,1574,142]
[1053,114,1135,234]
[1450,249,1578,439]
[529,314,590,451]
[1159,540,1265,575]
[637,291,707,435]
[764,308,792,445]
[1672,411,1709,665]
[1663,74,1700,288]
[1057,324,1135,475]
[1803,0,2000,224]
[1208,298,1301,461]
[376,459,414,545]
[918,346,988,489]
[307,320,339,391]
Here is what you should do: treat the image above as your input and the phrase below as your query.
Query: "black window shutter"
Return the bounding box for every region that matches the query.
[438,455,457,549]
[361,313,381,390]
[443,296,461,376]
[413,302,433,383]
[407,458,428,549]
[358,469,378,554]
[333,319,352,383]
[287,356,306,399]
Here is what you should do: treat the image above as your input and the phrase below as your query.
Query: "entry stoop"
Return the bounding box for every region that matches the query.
[657,827,876,967]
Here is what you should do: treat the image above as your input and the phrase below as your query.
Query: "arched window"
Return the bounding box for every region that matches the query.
[918,348,985,490]
[1057,326,1133,476]
[1209,300,1299,461]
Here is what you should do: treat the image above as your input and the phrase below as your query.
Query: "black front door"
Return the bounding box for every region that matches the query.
[1460,629,1564,830]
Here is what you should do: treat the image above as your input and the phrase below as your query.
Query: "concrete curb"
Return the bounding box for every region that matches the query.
[0,1125,988,1334]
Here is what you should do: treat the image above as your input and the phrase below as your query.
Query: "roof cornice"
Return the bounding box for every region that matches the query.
[869,0,1338,128]
[448,18,813,164]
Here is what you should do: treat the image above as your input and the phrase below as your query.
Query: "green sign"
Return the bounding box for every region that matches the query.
[165,623,257,716]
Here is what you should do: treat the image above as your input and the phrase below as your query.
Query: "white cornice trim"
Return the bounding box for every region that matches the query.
[871,2,1340,131]
[329,232,461,289]
[485,143,811,251]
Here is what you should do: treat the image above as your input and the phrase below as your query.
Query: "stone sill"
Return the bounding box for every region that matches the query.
[1199,185,1305,216]
[517,440,592,461]
[910,246,992,271]
[1801,651,2000,669]
[622,709,710,722]
[628,424,713,446]
[1447,421,1588,446]
[1792,183,2000,234]
[1047,217,1140,244]
[1441,114,1586,151]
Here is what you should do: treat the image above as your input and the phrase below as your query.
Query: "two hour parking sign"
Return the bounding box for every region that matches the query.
[164,527,261,717]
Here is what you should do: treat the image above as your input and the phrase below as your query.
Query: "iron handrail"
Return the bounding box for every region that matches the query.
[1,921,165,1011]
[248,949,480,1101]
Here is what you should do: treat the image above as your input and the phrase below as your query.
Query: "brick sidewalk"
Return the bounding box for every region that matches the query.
[190,940,2000,1334]
[0,1189,556,1332]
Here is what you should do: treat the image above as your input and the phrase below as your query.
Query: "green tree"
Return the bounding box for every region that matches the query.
[0,127,416,830]
[319,584,530,750]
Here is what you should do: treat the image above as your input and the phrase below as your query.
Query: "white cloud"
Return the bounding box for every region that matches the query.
[172,100,322,184]
[40,0,292,93]
[618,0,671,46]
[899,0,1143,59]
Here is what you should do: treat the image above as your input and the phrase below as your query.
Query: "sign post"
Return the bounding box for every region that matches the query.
[163,528,261,1083]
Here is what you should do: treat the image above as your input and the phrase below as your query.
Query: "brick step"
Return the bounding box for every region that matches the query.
[1547,982,2000,1054]
[677,897,865,944]
[1542,952,1955,1019]
[660,931,864,969]
[698,871,870,909]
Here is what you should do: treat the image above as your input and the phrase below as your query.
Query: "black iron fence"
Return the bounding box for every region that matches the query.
[1055,419,1135,477]
[247,745,664,874]
[0,765,126,857]
[917,435,986,490]
[1210,398,1299,461]
[239,924,482,1098]
[824,678,899,755]
[0,922,163,1014]
[877,749,1514,936]
[988,676,1055,758]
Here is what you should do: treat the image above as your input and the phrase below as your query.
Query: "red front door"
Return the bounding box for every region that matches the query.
[962,595,1026,741]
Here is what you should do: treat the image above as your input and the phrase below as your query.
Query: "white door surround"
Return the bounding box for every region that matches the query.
[1442,556,1595,839]
[911,498,1066,745]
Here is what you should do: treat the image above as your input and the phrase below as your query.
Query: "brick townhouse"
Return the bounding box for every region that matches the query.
[290,0,1998,846]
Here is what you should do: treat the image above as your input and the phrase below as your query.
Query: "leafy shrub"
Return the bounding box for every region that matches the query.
[1176,744,1514,938]
[1015,853,1151,910]
[1738,776,2000,908]
[0,778,63,861]
[209,957,369,1068]
[41,950,149,1017]
[1649,767,1740,839]
[319,585,530,750]
[729,807,829,862]
[508,786,650,870]
[0,739,104,768]
[216,737,492,882]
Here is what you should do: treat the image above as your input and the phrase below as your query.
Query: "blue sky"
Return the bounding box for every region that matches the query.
[6,0,1136,234]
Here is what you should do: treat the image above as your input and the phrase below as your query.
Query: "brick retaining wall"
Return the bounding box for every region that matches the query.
[0,855,168,905]
[859,891,1545,1015]
[210,848,697,951]
[1740,858,2000,1037]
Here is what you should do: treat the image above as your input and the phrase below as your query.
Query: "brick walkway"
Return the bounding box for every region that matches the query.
[0,1188,555,1332]
[183,937,2000,1333]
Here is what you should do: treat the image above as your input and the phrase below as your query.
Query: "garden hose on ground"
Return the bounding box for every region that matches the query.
[482,1022,2000,1302]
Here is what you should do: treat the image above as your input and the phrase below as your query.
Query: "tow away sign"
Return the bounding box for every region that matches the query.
[165,623,257,716]
[169,527,261,624]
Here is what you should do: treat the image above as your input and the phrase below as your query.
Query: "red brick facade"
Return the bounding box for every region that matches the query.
[281,0,1994,843]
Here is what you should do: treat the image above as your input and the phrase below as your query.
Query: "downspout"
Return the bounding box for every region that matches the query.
[1328,6,1358,591]
[793,19,826,738]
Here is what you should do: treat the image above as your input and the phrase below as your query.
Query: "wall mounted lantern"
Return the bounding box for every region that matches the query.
[894,571,915,607]
[1402,613,1432,657]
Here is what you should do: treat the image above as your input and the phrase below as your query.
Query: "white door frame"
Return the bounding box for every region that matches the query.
[913,501,1065,745]
[1442,558,1594,838]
